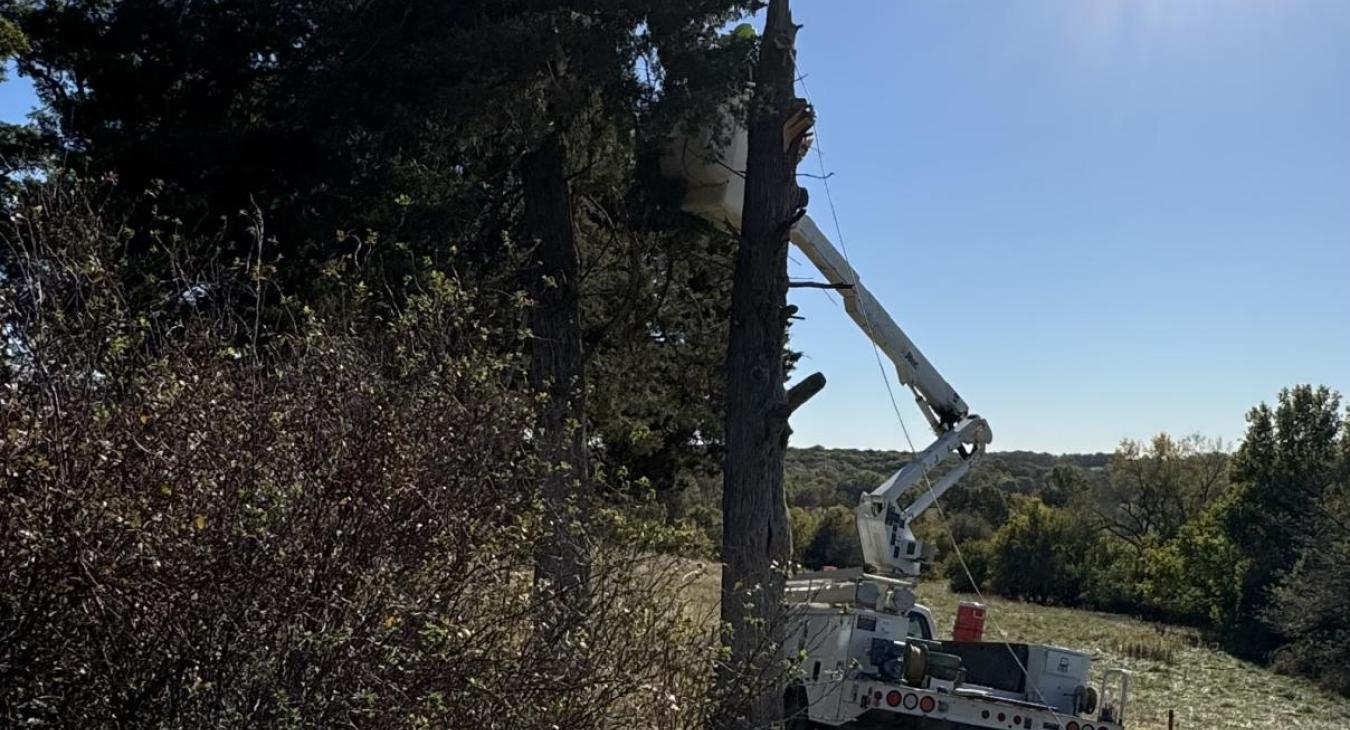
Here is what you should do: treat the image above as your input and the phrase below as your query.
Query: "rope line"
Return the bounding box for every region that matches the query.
[795,75,1071,725]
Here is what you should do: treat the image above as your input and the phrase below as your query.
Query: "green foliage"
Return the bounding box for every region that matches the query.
[787,506,819,566]
[1100,434,1231,548]
[943,539,991,594]
[1257,392,1350,693]
[1268,498,1350,694]
[1136,503,1247,625]
[1075,535,1142,611]
[1,0,763,505]
[0,14,49,177]
[783,446,1107,513]
[1221,385,1347,656]
[0,17,25,66]
[0,180,730,728]
[1068,433,1241,620]
[799,505,861,570]
[986,498,1094,604]
[0,122,50,177]
[594,502,716,560]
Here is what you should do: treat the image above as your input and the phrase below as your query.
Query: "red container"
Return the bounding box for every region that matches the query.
[953,601,987,642]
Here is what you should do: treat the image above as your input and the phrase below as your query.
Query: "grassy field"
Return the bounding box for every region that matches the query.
[685,566,1350,730]
[913,583,1350,730]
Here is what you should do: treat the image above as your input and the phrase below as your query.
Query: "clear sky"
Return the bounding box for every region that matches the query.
[784,0,1350,453]
[2,2,1349,453]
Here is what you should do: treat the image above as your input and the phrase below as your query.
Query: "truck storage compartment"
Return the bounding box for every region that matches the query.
[940,641,1029,695]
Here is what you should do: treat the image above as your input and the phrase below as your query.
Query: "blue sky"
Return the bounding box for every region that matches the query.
[0,63,33,123]
[3,2,1349,453]
[784,0,1350,453]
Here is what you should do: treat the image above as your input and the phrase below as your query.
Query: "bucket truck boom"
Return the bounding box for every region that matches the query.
[789,216,991,578]
[663,115,1129,730]
[664,120,990,577]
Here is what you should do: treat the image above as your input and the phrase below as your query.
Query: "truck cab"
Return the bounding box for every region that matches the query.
[906,606,936,641]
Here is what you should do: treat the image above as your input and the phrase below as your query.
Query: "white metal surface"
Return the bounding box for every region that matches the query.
[789,216,975,430]
[787,596,1122,730]
[787,213,994,576]
[831,679,1125,730]
[855,417,990,576]
[665,114,1129,730]
[658,109,748,230]
[662,118,993,576]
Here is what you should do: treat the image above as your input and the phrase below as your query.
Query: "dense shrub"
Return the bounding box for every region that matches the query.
[1268,520,1350,694]
[943,539,991,594]
[986,499,1093,605]
[787,506,819,567]
[1136,505,1247,625]
[0,182,721,728]
[1074,536,1142,613]
[799,505,861,570]
[1220,386,1348,659]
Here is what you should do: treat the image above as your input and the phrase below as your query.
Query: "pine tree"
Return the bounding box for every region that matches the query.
[1224,385,1345,655]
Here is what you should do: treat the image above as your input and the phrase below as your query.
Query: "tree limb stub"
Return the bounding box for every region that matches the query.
[785,371,826,416]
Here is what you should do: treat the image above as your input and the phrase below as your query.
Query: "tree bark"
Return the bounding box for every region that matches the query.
[717,1,813,727]
[523,129,590,615]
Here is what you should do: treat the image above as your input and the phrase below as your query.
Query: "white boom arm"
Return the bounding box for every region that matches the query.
[788,218,992,578]
[791,216,968,430]
[661,119,991,578]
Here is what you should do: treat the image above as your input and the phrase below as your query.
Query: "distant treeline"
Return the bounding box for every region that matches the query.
[761,402,1350,696]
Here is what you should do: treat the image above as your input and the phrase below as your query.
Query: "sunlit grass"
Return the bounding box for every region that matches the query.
[683,567,1350,729]
[915,583,1350,730]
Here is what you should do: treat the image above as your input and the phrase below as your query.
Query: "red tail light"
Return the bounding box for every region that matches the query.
[919,695,936,713]
[885,691,901,707]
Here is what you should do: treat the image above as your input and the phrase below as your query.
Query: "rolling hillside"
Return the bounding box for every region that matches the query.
[785,446,1110,509]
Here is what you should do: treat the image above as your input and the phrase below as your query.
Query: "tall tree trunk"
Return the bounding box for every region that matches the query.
[717,1,816,727]
[523,129,590,616]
